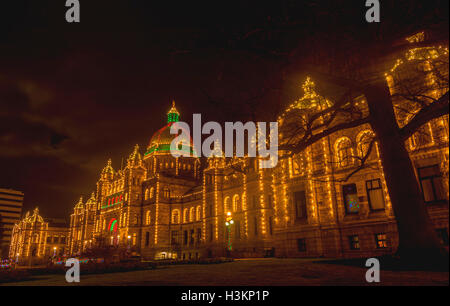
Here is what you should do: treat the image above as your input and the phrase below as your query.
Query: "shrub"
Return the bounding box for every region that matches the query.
[149,257,233,266]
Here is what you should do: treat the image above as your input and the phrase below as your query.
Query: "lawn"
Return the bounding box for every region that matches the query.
[1,258,448,286]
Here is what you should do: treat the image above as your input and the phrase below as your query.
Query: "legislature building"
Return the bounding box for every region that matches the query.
[64,96,447,260]
[9,43,449,263]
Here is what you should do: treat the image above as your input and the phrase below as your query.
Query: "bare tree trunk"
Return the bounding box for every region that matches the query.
[364,80,448,266]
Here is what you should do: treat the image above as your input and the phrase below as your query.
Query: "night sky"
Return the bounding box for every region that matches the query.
[0,1,448,219]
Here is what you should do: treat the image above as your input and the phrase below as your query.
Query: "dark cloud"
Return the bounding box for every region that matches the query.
[0,1,282,219]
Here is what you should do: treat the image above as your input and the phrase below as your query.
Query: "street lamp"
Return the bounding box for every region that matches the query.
[225,212,233,251]
[127,235,132,250]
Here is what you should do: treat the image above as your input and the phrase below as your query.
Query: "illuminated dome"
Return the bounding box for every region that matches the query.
[144,101,195,157]
[278,77,333,122]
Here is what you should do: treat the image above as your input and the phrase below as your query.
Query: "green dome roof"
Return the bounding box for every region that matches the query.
[145,101,195,156]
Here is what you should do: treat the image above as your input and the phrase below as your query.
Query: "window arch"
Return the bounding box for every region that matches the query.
[172,209,180,224]
[196,206,201,221]
[232,194,240,212]
[223,196,231,213]
[149,187,154,199]
[145,188,150,200]
[189,207,195,222]
[293,159,301,175]
[356,130,375,158]
[183,208,189,223]
[335,137,353,167]
[146,211,151,225]
[163,187,170,198]
[410,123,433,149]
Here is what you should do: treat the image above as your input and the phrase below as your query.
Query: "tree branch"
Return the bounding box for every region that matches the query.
[399,90,449,141]
[279,116,371,154]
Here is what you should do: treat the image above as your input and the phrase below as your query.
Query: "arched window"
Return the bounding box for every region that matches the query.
[404,111,433,150]
[145,188,149,200]
[357,130,375,158]
[172,209,180,224]
[149,187,154,199]
[223,196,230,213]
[146,211,151,225]
[189,207,195,222]
[163,187,170,198]
[335,138,352,167]
[409,122,433,149]
[196,206,201,221]
[293,159,301,175]
[232,194,240,212]
[183,208,189,223]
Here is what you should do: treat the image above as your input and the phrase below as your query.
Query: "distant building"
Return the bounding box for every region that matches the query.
[9,208,68,264]
[44,218,69,258]
[0,188,24,259]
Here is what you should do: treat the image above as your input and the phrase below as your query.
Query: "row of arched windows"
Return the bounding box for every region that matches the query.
[144,187,155,200]
[224,194,243,213]
[144,186,171,200]
[170,206,202,224]
[289,130,376,176]
[132,177,142,186]
[107,179,124,195]
[335,130,375,168]
[158,161,193,171]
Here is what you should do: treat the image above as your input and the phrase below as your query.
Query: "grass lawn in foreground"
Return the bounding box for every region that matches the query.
[2,258,448,286]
